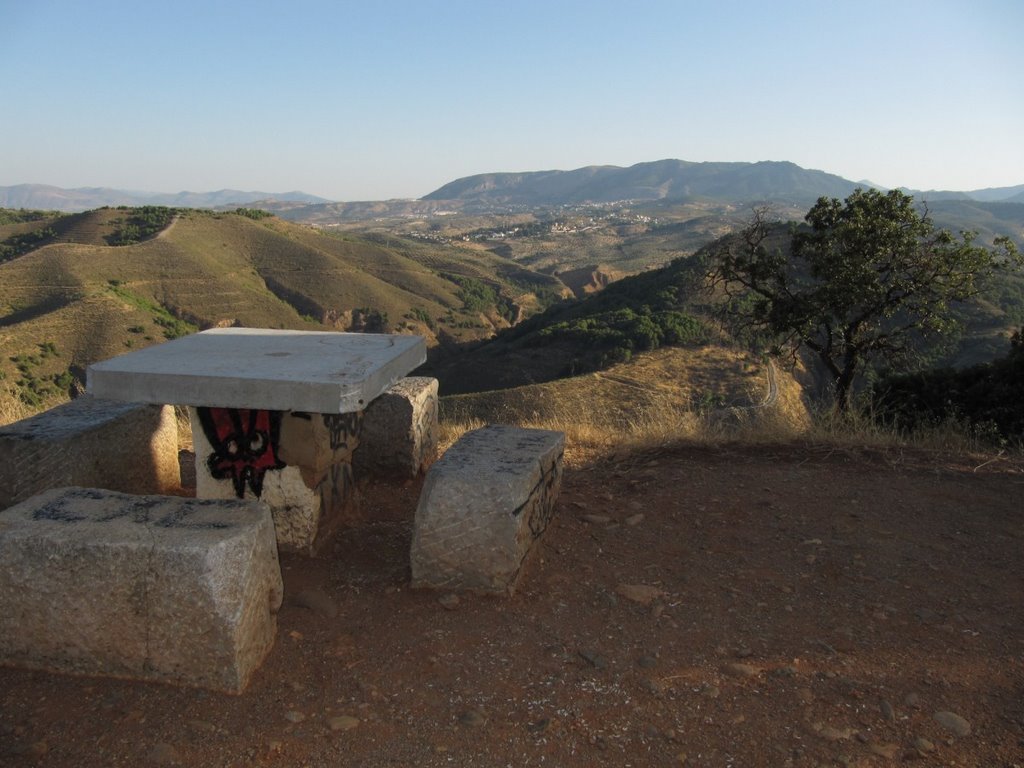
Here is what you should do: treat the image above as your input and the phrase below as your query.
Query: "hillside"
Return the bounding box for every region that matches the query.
[440,344,811,441]
[0,208,565,411]
[421,250,715,394]
[3,198,1021,423]
[421,215,1024,401]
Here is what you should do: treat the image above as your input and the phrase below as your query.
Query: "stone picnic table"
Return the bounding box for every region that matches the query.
[87,327,427,552]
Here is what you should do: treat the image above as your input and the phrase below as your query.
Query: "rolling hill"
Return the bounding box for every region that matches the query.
[0,208,566,411]
[2,193,1020,429]
[421,217,1024,398]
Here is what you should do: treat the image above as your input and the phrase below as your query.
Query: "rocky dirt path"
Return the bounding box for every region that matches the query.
[2,443,1023,766]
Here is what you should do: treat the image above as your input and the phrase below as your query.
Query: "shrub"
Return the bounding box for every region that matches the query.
[872,329,1024,445]
[106,206,178,246]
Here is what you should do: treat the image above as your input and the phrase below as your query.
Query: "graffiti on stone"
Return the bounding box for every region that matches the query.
[30,490,241,530]
[197,407,286,499]
[513,450,564,540]
[325,411,363,452]
[319,461,354,513]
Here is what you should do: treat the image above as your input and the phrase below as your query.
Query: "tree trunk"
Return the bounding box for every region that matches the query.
[833,362,857,412]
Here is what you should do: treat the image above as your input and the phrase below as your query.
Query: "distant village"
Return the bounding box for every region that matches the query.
[397,206,658,245]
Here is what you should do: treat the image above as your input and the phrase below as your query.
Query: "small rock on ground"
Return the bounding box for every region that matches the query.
[579,649,609,669]
[458,709,486,727]
[933,710,971,737]
[147,743,181,765]
[724,662,760,678]
[438,593,460,610]
[914,736,936,753]
[616,583,667,605]
[328,715,359,732]
[869,742,900,759]
[880,700,895,723]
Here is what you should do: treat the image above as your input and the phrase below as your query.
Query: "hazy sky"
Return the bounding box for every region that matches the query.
[2,0,1022,200]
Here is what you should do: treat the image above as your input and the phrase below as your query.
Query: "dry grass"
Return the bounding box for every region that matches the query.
[438,348,813,466]
[0,389,67,428]
[437,349,1014,467]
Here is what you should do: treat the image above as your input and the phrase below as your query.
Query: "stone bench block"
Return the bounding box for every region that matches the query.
[190,408,360,554]
[411,425,565,594]
[355,377,439,479]
[0,487,283,694]
[0,396,180,510]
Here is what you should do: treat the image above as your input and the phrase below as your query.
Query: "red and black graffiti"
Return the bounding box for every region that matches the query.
[197,407,286,499]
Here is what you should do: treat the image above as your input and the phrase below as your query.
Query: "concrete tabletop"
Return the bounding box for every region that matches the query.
[87,328,427,413]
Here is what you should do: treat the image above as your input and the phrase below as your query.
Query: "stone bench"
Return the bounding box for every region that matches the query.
[354,376,439,479]
[0,396,179,510]
[0,487,283,694]
[410,425,565,594]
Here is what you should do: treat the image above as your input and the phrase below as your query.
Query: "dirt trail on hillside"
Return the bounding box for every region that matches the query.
[2,444,1023,767]
[156,215,179,239]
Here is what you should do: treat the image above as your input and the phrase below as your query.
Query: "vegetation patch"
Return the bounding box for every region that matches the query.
[535,307,708,372]
[351,307,389,333]
[489,253,711,376]
[443,273,515,320]
[106,280,197,339]
[8,342,75,406]
[104,206,179,245]
[231,208,274,220]
[872,329,1024,446]
[406,306,435,330]
[0,225,59,263]
[0,209,58,226]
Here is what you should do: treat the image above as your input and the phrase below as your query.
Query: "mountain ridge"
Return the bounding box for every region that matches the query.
[424,160,1024,208]
[7,161,1023,214]
[0,184,330,212]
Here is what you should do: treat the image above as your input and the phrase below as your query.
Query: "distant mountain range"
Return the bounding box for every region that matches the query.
[4,161,1023,213]
[423,159,1024,207]
[897,183,1024,204]
[424,159,858,206]
[0,184,330,212]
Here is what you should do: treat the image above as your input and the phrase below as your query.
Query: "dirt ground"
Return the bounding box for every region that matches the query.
[2,443,1023,767]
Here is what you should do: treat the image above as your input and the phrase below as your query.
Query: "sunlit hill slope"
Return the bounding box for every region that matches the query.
[0,208,564,407]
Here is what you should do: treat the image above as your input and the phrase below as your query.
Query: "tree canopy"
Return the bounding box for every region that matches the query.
[708,188,1021,410]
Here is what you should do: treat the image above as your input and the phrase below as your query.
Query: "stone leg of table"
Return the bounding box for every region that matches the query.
[189,407,363,554]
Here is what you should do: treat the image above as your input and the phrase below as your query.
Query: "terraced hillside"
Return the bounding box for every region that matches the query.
[0,208,565,413]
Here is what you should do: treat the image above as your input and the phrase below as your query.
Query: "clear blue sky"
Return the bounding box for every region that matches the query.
[2,0,1022,200]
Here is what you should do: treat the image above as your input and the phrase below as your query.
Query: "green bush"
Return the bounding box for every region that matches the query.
[872,329,1024,445]
[409,307,435,330]
[232,208,273,220]
[107,283,198,339]
[106,206,178,246]
[0,226,58,262]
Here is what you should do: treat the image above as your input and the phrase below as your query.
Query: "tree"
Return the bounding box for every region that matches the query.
[708,188,1021,411]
